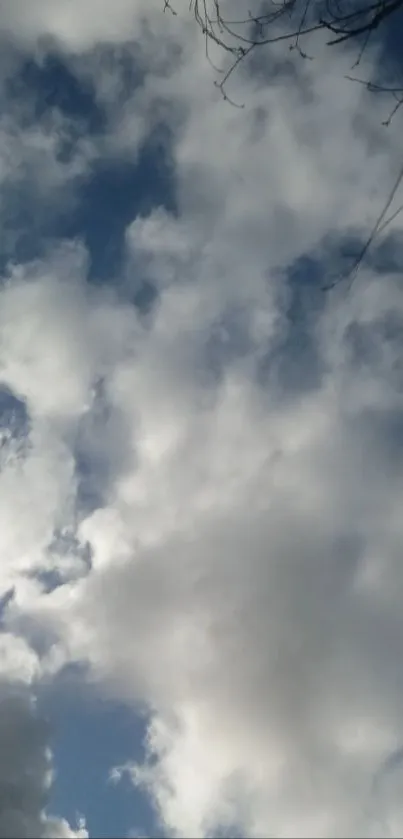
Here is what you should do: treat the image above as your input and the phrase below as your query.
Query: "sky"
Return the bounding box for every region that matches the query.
[1,1,403,837]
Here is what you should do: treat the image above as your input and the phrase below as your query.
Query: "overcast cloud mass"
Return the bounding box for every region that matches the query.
[0,0,403,836]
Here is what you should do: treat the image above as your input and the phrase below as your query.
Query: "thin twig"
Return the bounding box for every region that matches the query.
[323,161,403,291]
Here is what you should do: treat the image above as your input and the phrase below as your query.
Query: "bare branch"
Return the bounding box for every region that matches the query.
[169,1,403,296]
[323,160,403,291]
[178,0,403,101]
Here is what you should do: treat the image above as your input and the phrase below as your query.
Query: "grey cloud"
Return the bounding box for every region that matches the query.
[0,678,86,838]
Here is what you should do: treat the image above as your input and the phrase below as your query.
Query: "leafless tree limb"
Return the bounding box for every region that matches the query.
[168,0,403,101]
[323,161,403,291]
[166,1,403,292]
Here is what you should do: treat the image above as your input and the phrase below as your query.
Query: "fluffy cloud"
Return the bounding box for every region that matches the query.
[0,0,143,48]
[1,2,403,838]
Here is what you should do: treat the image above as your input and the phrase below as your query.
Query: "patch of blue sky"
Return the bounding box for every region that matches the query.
[0,47,105,271]
[375,6,403,81]
[6,49,106,133]
[0,47,176,306]
[256,225,403,402]
[270,252,326,395]
[40,674,158,839]
[251,249,328,401]
[0,385,30,441]
[61,127,176,285]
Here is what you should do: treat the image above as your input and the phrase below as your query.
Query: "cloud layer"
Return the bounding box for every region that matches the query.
[1,2,403,837]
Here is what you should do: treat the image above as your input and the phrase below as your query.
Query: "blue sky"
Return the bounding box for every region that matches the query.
[2,48,176,285]
[0,2,403,838]
[42,676,156,838]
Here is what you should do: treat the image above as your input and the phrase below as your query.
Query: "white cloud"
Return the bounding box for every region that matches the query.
[0,0,142,48]
[1,2,403,838]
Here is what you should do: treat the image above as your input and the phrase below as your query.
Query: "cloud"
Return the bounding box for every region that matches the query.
[1,2,403,838]
[0,688,85,838]
[0,0,142,48]
[0,239,143,596]
[0,632,87,838]
[44,325,403,838]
